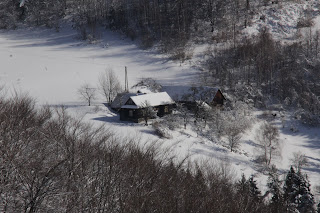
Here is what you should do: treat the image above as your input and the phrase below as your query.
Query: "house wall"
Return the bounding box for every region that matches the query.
[157,105,173,117]
[120,109,141,122]
[120,104,174,123]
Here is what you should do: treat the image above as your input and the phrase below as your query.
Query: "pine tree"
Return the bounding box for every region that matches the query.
[283,166,315,213]
[297,174,315,213]
[235,174,250,212]
[283,166,297,206]
[267,166,285,213]
[248,175,261,203]
[235,174,263,212]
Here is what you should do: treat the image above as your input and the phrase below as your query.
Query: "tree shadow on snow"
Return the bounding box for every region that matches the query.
[92,116,138,127]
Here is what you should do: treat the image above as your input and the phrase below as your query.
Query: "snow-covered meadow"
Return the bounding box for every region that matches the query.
[0,22,319,202]
[0,25,197,105]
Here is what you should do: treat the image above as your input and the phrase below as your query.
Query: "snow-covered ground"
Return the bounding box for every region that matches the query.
[0,25,197,105]
[65,104,320,201]
[244,0,320,41]
[0,21,319,202]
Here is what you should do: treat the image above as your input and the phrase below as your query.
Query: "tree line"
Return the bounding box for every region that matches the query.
[0,0,279,47]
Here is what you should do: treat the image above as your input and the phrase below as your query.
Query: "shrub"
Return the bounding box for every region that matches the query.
[152,121,171,138]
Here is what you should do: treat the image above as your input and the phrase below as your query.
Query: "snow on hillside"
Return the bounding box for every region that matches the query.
[0,22,319,202]
[63,104,320,202]
[0,25,197,105]
[244,0,320,41]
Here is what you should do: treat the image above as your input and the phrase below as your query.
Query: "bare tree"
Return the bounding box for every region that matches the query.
[291,151,309,172]
[226,123,243,152]
[132,78,162,92]
[141,101,157,125]
[177,103,190,129]
[255,122,281,166]
[78,83,96,106]
[209,108,225,138]
[98,68,122,103]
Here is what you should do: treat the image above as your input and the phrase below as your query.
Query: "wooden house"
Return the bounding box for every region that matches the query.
[119,92,175,123]
[162,86,226,107]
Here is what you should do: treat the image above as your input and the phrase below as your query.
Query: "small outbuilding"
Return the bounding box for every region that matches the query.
[119,92,175,123]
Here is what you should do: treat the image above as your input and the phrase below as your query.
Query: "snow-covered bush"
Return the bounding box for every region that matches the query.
[152,121,171,139]
[161,114,181,131]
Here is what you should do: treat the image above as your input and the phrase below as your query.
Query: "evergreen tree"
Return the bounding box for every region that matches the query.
[298,174,315,213]
[235,174,250,212]
[267,166,285,213]
[248,175,262,204]
[283,166,315,213]
[235,174,263,212]
[248,175,264,212]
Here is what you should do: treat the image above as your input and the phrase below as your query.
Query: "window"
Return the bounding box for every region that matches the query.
[129,110,133,117]
[164,106,169,113]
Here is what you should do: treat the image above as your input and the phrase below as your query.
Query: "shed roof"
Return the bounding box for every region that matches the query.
[111,92,138,109]
[121,92,175,109]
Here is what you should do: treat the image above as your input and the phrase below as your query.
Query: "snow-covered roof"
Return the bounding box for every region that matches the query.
[162,86,219,102]
[111,92,138,109]
[121,92,175,109]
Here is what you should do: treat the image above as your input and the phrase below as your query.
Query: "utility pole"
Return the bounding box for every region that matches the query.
[125,66,128,92]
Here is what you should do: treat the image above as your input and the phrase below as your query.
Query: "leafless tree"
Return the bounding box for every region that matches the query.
[98,68,122,103]
[176,103,190,129]
[255,122,281,166]
[141,101,157,125]
[291,151,309,172]
[78,83,96,106]
[132,78,162,92]
[226,123,243,152]
[209,108,225,138]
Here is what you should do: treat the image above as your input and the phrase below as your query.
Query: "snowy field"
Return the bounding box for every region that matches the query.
[0,25,198,105]
[0,24,320,202]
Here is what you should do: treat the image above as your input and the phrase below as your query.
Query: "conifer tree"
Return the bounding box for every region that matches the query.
[283,166,315,213]
[235,174,263,212]
[267,166,285,213]
[248,175,261,204]
[248,175,264,212]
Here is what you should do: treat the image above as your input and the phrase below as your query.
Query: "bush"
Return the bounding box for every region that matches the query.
[162,114,180,130]
[152,121,172,138]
